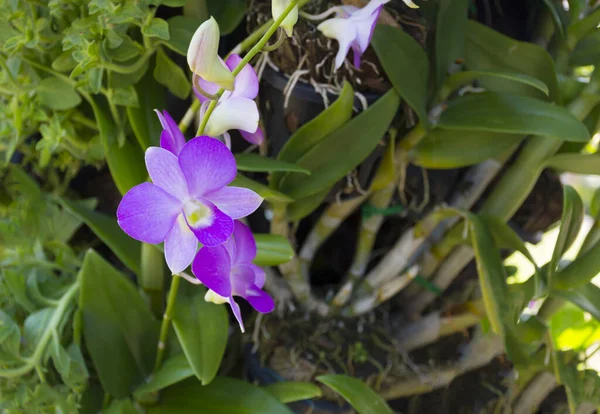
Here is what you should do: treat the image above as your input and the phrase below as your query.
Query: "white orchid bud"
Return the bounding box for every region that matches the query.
[187,17,235,91]
[272,0,298,37]
[403,0,419,8]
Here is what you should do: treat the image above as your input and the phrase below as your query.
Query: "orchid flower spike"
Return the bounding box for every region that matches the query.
[317,0,390,69]
[193,221,275,332]
[272,0,298,37]
[187,17,235,91]
[155,110,186,156]
[117,137,263,274]
[193,54,263,145]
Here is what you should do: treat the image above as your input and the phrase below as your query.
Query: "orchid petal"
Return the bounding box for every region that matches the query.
[232,221,257,263]
[403,0,419,9]
[187,17,234,90]
[272,0,298,37]
[204,97,259,138]
[155,110,186,155]
[352,44,362,68]
[206,186,263,220]
[228,297,245,332]
[240,127,264,145]
[178,136,237,197]
[145,147,189,200]
[350,0,389,21]
[225,54,259,100]
[184,199,234,247]
[352,4,383,52]
[193,73,221,103]
[117,183,181,244]
[192,244,232,297]
[164,215,198,274]
[317,18,357,69]
[205,289,230,305]
[250,264,266,288]
[231,264,256,296]
[245,285,275,313]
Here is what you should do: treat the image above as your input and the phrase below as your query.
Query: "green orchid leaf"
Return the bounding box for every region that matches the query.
[235,153,311,174]
[570,30,600,67]
[286,187,331,222]
[127,70,166,150]
[437,92,589,142]
[371,25,428,122]
[468,214,510,335]
[264,382,322,404]
[278,90,400,199]
[79,250,159,398]
[90,96,146,195]
[148,377,293,414]
[548,186,584,285]
[254,234,294,266]
[553,283,600,322]
[58,198,141,274]
[272,81,354,190]
[412,129,521,169]
[232,174,294,203]
[317,375,393,414]
[442,70,550,98]
[434,0,469,87]
[172,284,228,385]
[465,21,560,102]
[134,353,194,397]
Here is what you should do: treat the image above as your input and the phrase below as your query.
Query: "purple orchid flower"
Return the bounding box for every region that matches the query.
[155,110,186,156]
[117,137,263,274]
[317,0,390,69]
[193,54,264,145]
[192,220,274,332]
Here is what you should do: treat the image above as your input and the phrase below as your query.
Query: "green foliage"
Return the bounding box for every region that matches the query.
[371,25,429,122]
[317,375,393,414]
[147,377,293,413]
[79,250,159,398]
[171,284,228,385]
[263,381,322,403]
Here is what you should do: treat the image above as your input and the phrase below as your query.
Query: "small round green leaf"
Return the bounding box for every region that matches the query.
[37,77,81,110]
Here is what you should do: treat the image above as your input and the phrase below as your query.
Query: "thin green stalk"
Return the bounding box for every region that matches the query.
[154,275,180,372]
[196,0,299,136]
[101,49,155,74]
[0,281,79,378]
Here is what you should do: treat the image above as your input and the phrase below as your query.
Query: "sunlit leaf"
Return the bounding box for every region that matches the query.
[254,234,294,266]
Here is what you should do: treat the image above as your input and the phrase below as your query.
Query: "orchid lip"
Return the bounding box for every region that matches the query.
[183,199,214,229]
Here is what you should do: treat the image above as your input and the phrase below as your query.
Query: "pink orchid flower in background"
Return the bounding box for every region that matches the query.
[317,0,390,69]
[155,110,186,155]
[193,54,263,145]
[117,137,263,274]
[192,221,275,332]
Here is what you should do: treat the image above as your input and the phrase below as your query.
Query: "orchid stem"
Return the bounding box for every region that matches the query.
[154,275,180,372]
[196,0,300,136]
